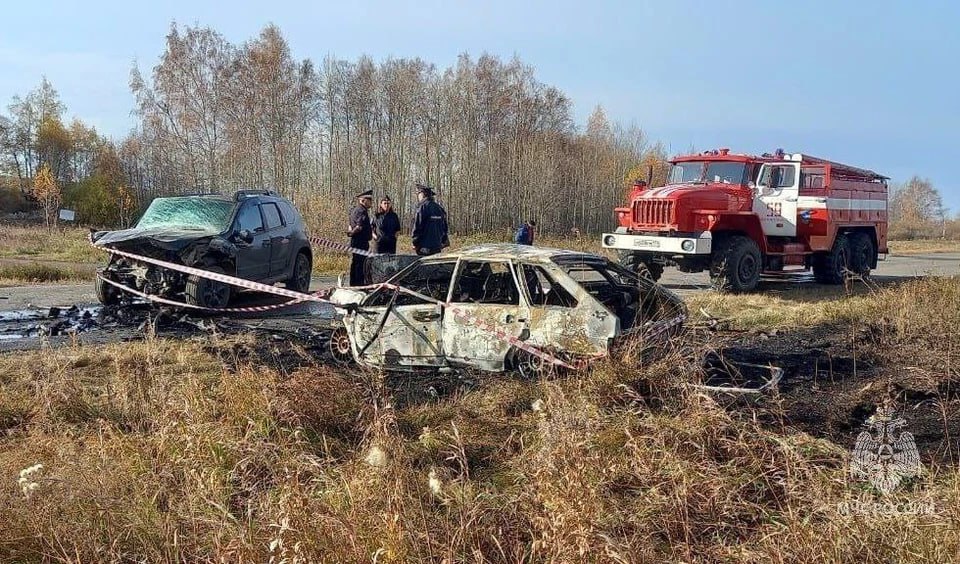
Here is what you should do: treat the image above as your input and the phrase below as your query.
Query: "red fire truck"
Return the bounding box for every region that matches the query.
[602,149,889,292]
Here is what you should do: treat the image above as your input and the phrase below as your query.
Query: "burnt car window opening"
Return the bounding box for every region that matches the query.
[236,203,264,232]
[564,265,609,285]
[262,203,284,230]
[521,265,578,308]
[667,161,747,185]
[136,197,234,232]
[561,261,642,325]
[452,261,520,305]
[367,261,457,307]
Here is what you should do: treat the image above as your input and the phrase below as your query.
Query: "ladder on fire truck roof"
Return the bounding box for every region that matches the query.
[796,154,888,182]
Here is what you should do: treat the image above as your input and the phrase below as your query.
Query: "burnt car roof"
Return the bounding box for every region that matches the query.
[425,243,605,265]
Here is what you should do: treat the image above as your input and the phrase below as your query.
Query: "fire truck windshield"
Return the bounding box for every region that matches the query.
[667,161,748,185]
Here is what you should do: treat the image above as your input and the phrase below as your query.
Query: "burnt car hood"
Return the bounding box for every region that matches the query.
[92,227,224,252]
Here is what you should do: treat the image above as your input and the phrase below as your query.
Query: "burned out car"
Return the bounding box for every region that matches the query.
[328,244,685,374]
[92,190,313,308]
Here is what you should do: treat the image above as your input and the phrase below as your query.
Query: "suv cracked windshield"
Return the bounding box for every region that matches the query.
[667,161,748,185]
[135,197,235,232]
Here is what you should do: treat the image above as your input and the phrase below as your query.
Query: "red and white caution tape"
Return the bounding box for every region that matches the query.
[93,237,683,369]
[309,236,381,258]
[96,244,329,304]
[97,274,316,313]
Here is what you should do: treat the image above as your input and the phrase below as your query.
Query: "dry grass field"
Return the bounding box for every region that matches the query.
[1,276,958,562]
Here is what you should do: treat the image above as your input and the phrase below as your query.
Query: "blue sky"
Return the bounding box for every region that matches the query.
[2,0,957,209]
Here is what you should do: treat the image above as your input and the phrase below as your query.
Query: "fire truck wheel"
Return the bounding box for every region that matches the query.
[849,233,874,276]
[813,233,851,285]
[620,253,664,281]
[710,235,761,292]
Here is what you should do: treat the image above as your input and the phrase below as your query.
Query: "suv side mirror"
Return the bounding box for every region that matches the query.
[237,229,254,244]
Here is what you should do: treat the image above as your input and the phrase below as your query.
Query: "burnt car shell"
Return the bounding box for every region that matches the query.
[329,244,686,373]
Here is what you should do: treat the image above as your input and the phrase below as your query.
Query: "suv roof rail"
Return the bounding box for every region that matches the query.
[176,191,223,197]
[234,189,278,201]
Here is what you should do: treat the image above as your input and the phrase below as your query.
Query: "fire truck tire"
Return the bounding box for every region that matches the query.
[620,253,664,281]
[848,232,874,276]
[185,265,232,308]
[813,233,851,285]
[710,235,761,292]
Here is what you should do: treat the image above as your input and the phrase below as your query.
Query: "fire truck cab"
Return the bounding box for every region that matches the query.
[602,149,889,292]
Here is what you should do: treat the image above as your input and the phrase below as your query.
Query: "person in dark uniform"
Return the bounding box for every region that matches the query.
[372,195,401,254]
[411,183,449,256]
[347,189,374,286]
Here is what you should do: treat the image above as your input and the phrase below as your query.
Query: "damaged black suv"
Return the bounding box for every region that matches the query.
[92,190,313,308]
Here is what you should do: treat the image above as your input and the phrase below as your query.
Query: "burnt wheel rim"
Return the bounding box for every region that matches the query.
[202,281,230,308]
[516,351,546,379]
[330,328,352,364]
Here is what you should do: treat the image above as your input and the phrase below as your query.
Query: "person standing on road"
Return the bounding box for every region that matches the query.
[347,189,374,286]
[411,183,449,256]
[372,195,401,254]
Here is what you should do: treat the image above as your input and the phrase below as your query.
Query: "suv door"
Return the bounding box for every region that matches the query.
[233,202,270,280]
[441,260,529,371]
[349,260,456,369]
[260,201,292,278]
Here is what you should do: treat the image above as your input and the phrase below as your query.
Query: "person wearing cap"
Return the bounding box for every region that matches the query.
[411,183,449,256]
[347,189,374,286]
[372,195,401,254]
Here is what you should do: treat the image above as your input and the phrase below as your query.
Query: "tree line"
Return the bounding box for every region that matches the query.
[0,22,952,240]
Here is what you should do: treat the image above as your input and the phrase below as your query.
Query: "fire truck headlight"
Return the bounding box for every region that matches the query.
[603,235,616,247]
[681,239,695,252]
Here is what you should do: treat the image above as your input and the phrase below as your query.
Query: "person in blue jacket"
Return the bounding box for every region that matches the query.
[411,184,449,256]
[514,219,537,245]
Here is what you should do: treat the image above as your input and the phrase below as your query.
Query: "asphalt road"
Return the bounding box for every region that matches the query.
[1,254,958,310]
[0,252,957,352]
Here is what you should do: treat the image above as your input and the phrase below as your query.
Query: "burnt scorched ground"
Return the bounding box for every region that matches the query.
[699,322,960,465]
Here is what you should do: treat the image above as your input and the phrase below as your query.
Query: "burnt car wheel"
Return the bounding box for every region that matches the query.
[95,273,121,306]
[329,327,354,364]
[512,348,560,379]
[287,251,312,293]
[185,265,232,308]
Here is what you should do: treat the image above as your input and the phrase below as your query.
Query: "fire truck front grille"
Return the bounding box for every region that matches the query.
[632,199,675,226]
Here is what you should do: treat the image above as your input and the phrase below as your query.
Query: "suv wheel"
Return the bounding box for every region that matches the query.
[287,252,312,293]
[185,265,232,308]
[95,272,121,306]
[710,235,761,292]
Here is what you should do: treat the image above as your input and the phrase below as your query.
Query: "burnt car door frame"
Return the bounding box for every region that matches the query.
[233,200,271,279]
[441,258,531,370]
[352,259,457,369]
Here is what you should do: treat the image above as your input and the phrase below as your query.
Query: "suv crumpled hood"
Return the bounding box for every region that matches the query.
[92,227,223,252]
